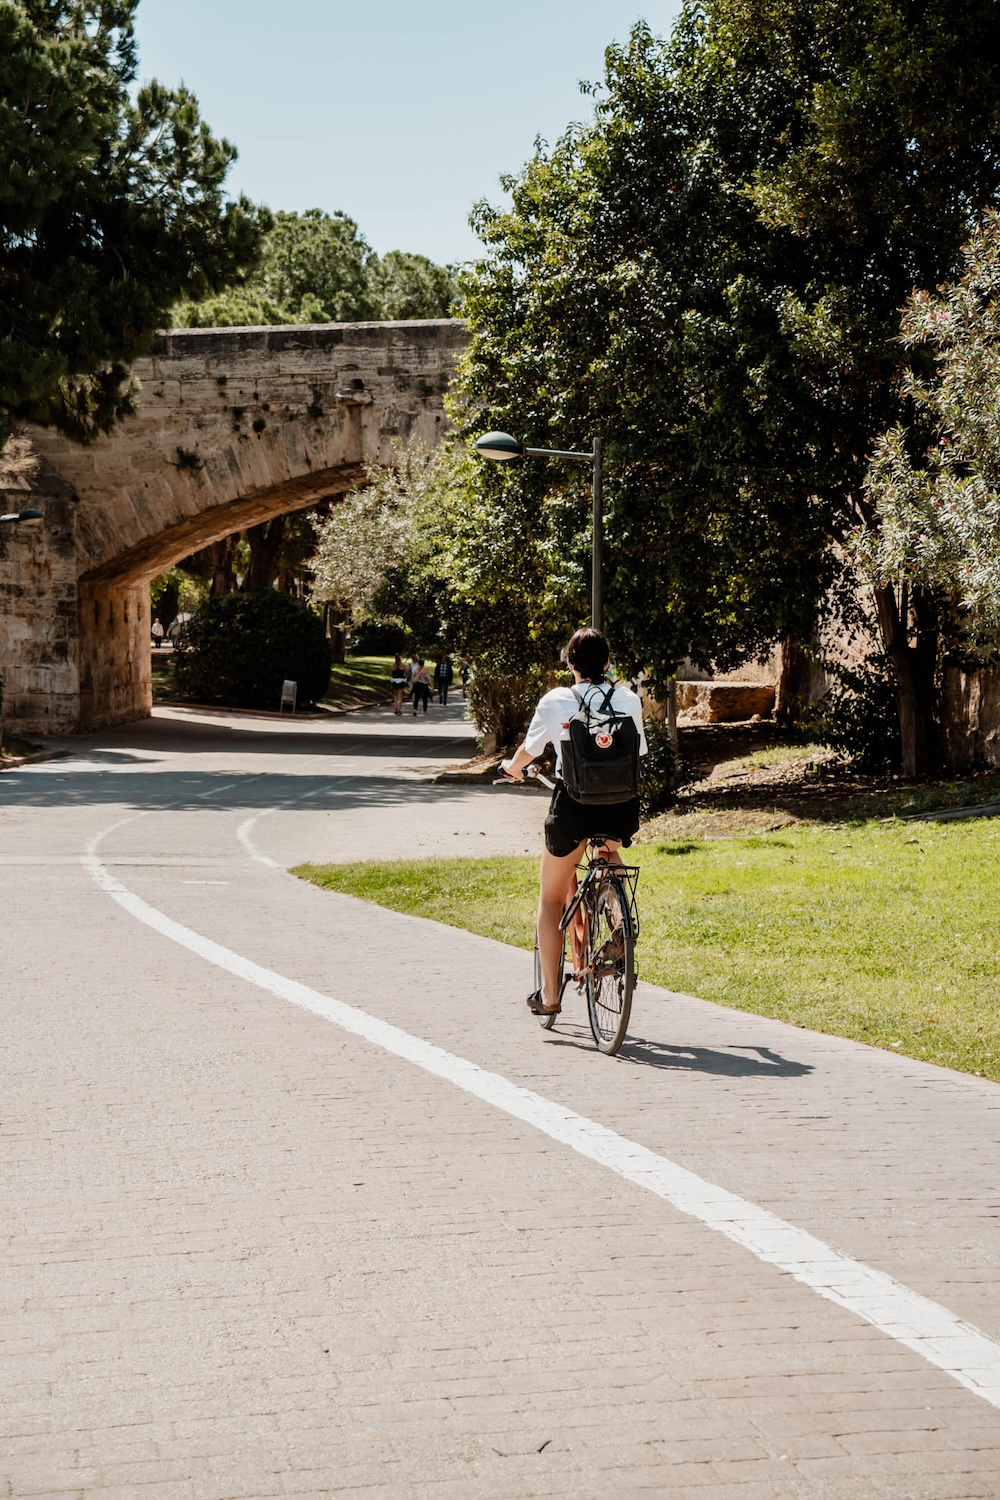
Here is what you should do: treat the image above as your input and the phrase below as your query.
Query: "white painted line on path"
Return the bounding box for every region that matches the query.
[82,826,1000,1413]
[237,808,283,868]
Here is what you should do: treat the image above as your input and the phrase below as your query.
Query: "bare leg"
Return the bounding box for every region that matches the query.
[537,842,586,1008]
[567,842,622,978]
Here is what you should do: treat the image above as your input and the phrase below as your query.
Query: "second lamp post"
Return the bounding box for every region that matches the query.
[473,431,604,632]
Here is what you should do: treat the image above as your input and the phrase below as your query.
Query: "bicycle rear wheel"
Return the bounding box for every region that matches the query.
[533,934,564,1030]
[585,877,635,1055]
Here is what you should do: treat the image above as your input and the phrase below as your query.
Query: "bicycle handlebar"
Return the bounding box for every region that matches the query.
[493,763,556,791]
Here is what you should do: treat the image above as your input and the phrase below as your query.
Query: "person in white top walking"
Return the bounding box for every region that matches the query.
[501,628,647,1016]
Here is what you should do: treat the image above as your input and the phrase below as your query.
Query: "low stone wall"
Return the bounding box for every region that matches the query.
[676,681,775,722]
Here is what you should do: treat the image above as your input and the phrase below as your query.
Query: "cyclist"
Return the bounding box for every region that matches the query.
[501,627,647,1016]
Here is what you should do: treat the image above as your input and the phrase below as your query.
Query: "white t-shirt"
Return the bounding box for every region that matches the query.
[523,680,647,779]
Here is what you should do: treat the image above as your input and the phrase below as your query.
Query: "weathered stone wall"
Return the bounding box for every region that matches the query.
[676,681,776,722]
[78,580,151,732]
[941,666,1000,769]
[0,470,79,735]
[0,319,467,733]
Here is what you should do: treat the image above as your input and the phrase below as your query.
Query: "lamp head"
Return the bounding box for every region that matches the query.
[17,507,43,524]
[473,431,523,462]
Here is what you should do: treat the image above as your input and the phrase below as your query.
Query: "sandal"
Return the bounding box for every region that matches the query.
[526,990,561,1016]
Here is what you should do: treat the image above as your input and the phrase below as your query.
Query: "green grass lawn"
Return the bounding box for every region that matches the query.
[295,817,1000,1081]
[324,654,393,708]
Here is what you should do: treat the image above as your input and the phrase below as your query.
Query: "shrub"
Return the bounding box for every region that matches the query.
[639,713,679,817]
[804,653,901,771]
[465,653,548,750]
[174,589,331,709]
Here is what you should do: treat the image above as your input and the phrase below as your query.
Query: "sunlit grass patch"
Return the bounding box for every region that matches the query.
[324,653,393,707]
[295,817,1000,1082]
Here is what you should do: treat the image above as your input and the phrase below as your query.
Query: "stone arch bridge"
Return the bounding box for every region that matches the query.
[0,319,466,733]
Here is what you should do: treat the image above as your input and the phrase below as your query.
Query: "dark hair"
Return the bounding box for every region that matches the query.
[565,627,610,682]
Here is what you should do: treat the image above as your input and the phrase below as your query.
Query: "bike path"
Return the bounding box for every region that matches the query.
[2,704,999,1499]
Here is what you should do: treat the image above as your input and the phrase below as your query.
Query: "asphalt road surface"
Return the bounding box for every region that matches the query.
[2,701,1000,1500]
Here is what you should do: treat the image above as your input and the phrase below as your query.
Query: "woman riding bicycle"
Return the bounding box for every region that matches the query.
[501,628,647,1016]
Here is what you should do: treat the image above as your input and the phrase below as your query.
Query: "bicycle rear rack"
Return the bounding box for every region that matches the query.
[560,859,641,940]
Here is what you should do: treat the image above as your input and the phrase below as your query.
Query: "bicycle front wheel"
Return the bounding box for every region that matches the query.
[585,878,634,1055]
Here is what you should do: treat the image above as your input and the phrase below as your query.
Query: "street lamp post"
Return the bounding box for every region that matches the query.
[473,432,604,632]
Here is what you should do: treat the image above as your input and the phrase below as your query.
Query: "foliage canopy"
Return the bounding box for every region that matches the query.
[175,211,459,327]
[451,0,1000,769]
[860,210,1000,645]
[0,0,266,441]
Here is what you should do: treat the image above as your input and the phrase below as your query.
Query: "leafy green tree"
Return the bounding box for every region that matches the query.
[175,212,458,327]
[860,210,1000,643]
[176,208,377,325]
[0,0,266,441]
[372,251,458,320]
[455,1,1000,773]
[311,442,429,620]
[368,442,588,743]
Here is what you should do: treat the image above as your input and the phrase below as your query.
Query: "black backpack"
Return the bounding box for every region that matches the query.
[561,683,641,805]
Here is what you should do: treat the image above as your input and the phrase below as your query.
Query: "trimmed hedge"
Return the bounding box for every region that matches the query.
[174,590,331,709]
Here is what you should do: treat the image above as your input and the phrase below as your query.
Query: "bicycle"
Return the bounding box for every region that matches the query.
[494,765,640,1056]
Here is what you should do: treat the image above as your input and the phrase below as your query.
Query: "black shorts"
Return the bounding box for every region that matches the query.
[543,782,641,859]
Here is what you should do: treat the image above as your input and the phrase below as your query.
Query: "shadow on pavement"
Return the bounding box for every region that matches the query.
[542,1027,813,1077]
[0,705,481,810]
[619,1038,814,1077]
[0,766,502,813]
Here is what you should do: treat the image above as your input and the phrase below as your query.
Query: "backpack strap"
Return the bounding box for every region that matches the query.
[572,681,619,722]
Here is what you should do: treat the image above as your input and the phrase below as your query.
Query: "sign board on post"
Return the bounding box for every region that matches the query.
[279,679,297,714]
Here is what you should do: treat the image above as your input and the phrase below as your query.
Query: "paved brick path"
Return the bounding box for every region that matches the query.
[2,703,999,1498]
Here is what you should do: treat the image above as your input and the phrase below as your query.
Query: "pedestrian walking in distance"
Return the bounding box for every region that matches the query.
[389,655,408,716]
[151,616,164,648]
[412,660,432,715]
[435,654,454,706]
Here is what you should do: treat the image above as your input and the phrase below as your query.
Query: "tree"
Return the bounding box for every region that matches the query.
[372,251,458,320]
[175,212,459,327]
[0,0,266,442]
[311,438,586,742]
[860,210,1000,644]
[176,208,377,326]
[311,443,428,621]
[455,1,1000,773]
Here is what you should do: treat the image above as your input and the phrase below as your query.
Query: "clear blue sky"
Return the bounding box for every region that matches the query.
[133,0,682,267]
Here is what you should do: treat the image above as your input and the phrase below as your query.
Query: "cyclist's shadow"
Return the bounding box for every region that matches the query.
[545,1026,813,1077]
[618,1038,813,1077]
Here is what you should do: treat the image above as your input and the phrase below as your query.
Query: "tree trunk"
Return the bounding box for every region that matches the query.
[242,518,286,591]
[775,634,814,727]
[872,581,938,776]
[210,535,238,597]
[323,601,347,664]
